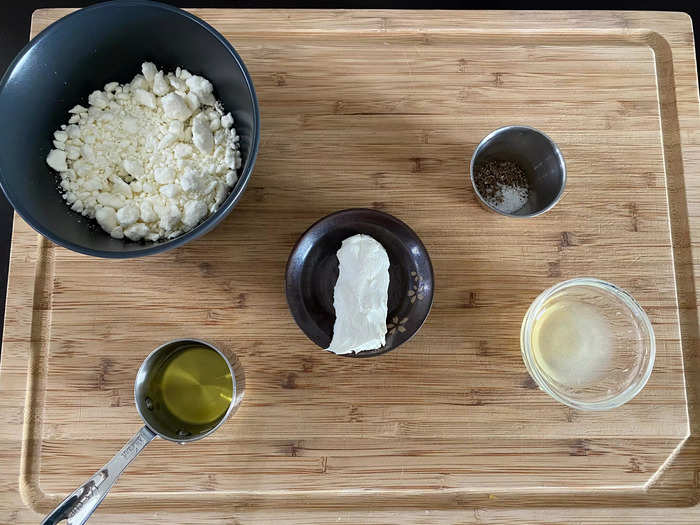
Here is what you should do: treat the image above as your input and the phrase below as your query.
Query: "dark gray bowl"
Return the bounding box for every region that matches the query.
[0,1,259,257]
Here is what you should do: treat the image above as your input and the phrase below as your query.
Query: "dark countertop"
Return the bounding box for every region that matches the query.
[0,1,697,349]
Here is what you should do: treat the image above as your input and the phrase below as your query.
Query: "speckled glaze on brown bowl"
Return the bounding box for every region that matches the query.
[285,209,434,358]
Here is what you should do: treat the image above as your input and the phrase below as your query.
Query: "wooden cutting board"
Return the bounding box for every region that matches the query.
[1,9,699,524]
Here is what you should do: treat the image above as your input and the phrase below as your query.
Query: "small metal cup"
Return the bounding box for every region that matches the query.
[470,126,566,217]
[134,339,242,443]
[42,339,244,525]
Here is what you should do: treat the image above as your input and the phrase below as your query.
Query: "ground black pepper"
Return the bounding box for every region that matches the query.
[474,159,529,204]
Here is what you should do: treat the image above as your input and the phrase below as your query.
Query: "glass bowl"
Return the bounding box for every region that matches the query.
[520,278,655,410]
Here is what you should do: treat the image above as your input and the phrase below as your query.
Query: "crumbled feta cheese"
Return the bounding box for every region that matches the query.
[140,201,157,222]
[152,71,171,96]
[141,62,157,84]
[225,170,238,186]
[66,146,81,160]
[183,200,208,227]
[45,62,241,241]
[161,92,192,121]
[168,73,186,92]
[160,183,180,198]
[110,226,124,239]
[131,75,148,90]
[154,166,176,185]
[220,113,234,129]
[116,204,140,226]
[46,149,68,171]
[225,147,237,170]
[65,125,81,139]
[134,89,156,109]
[180,168,202,193]
[158,133,178,150]
[123,159,144,179]
[157,203,181,230]
[183,93,199,114]
[69,104,88,114]
[110,176,133,197]
[168,120,184,137]
[192,113,214,154]
[124,222,149,241]
[174,143,193,158]
[88,90,108,109]
[97,192,125,210]
[186,75,216,106]
[95,206,118,232]
[123,117,139,135]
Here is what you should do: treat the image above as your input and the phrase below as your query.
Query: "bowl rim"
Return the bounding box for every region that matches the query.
[469,125,567,218]
[0,0,260,258]
[520,277,656,410]
[284,208,435,358]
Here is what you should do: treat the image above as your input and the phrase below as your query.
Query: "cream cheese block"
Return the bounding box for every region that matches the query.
[326,234,390,354]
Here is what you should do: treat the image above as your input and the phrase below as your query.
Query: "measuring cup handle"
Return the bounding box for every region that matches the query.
[41,425,156,525]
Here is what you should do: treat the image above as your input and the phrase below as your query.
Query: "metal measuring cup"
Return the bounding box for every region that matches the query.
[42,339,244,525]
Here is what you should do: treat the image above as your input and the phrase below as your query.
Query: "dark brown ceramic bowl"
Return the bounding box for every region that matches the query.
[285,209,434,357]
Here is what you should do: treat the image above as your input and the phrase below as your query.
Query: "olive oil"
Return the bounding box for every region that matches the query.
[152,345,233,427]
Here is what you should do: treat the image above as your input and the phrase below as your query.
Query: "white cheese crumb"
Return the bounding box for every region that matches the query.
[141,62,157,83]
[152,71,171,96]
[192,113,214,154]
[124,222,149,241]
[95,206,118,232]
[225,170,238,186]
[88,90,108,109]
[69,104,88,114]
[220,113,234,129]
[161,92,192,121]
[186,75,216,106]
[46,62,241,240]
[123,159,144,179]
[116,204,140,226]
[168,73,186,92]
[46,149,68,171]
[174,143,193,158]
[183,200,208,227]
[131,75,148,90]
[140,201,157,222]
[133,88,156,109]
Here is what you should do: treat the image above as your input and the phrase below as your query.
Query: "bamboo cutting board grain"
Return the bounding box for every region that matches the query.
[1,9,700,524]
